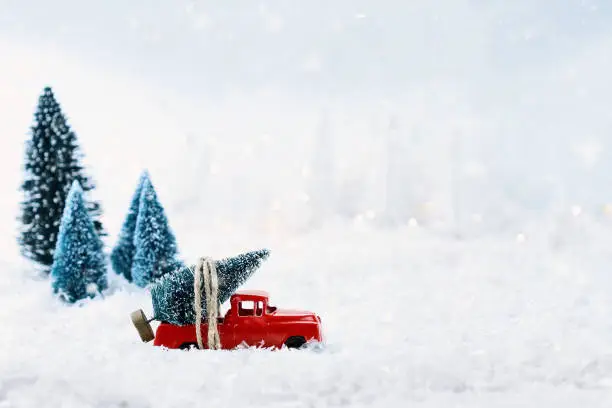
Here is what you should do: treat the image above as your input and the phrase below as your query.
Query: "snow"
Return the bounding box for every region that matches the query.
[3,220,612,407]
[2,1,612,406]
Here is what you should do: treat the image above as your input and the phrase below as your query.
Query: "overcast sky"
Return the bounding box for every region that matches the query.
[2,0,610,98]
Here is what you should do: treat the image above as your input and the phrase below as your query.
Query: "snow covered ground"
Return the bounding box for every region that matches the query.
[3,219,612,407]
[3,1,612,406]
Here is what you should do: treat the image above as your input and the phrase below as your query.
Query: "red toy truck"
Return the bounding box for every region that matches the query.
[131,290,323,350]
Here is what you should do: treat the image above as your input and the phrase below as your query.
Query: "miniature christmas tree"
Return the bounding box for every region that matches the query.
[151,249,270,325]
[131,178,181,287]
[111,171,149,281]
[51,181,108,303]
[19,87,104,272]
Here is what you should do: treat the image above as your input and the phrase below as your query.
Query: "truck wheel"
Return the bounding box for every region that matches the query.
[179,343,199,350]
[284,336,306,349]
[130,309,155,343]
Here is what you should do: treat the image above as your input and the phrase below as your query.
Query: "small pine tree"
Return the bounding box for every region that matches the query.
[111,171,149,281]
[19,87,104,272]
[51,181,108,303]
[131,178,180,287]
[151,249,270,325]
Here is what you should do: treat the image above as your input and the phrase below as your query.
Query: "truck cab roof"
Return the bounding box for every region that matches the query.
[231,290,270,301]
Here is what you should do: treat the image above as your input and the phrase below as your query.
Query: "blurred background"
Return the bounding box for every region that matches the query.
[1,0,612,254]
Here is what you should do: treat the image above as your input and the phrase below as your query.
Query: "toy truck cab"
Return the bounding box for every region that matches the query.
[150,290,323,350]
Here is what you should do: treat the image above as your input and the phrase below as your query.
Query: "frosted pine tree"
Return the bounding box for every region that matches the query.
[51,181,107,303]
[151,249,270,325]
[111,171,149,281]
[131,178,181,287]
[19,87,104,272]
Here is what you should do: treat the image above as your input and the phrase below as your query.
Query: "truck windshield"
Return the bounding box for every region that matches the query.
[238,301,254,316]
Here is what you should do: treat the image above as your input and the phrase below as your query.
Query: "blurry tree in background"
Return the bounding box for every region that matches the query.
[308,111,335,226]
[382,115,417,226]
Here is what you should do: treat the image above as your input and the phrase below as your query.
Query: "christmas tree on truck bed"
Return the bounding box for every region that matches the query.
[151,249,270,325]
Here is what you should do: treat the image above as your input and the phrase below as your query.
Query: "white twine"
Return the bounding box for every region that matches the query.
[194,257,221,350]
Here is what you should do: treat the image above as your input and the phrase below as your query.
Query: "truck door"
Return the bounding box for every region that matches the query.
[234,300,268,347]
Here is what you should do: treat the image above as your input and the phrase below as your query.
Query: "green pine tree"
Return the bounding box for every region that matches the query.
[19,87,104,272]
[151,249,270,325]
[111,171,149,281]
[51,181,107,303]
[131,178,181,287]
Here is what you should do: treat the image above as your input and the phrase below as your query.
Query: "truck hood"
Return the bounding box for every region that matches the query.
[270,309,322,324]
[272,308,316,317]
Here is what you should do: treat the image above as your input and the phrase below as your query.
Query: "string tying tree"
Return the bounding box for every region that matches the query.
[194,257,221,350]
